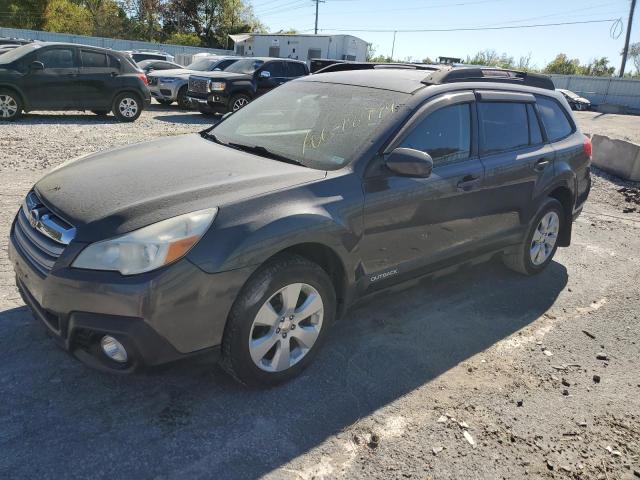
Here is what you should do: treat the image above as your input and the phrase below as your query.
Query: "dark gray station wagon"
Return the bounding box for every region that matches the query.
[9,66,591,385]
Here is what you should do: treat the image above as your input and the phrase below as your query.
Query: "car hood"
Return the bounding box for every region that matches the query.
[148,68,196,79]
[190,71,251,81]
[34,134,326,242]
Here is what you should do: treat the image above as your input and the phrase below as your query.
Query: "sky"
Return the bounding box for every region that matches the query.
[249,0,640,71]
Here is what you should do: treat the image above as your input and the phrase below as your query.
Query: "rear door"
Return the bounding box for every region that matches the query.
[24,46,81,109]
[475,91,556,243]
[77,49,118,109]
[361,91,490,286]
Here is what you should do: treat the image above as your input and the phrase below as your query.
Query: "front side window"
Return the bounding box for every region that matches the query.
[400,104,471,166]
[536,96,573,142]
[479,102,529,154]
[211,81,409,170]
[38,48,75,69]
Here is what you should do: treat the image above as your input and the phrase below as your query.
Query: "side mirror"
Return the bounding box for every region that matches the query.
[30,61,44,71]
[259,70,271,78]
[385,148,434,178]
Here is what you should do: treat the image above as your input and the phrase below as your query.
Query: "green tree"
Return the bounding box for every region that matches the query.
[544,54,581,75]
[43,0,93,35]
[0,0,48,30]
[580,57,615,77]
[166,31,200,45]
[466,49,514,69]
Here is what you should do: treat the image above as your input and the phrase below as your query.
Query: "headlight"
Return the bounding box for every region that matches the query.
[72,208,218,275]
[208,81,225,91]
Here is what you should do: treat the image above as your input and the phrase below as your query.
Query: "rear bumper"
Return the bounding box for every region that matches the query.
[9,222,255,372]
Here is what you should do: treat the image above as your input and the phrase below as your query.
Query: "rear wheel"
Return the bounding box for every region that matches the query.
[221,254,336,386]
[503,198,564,275]
[112,92,142,122]
[0,89,22,121]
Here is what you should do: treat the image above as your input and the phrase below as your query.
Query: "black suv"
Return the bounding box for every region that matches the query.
[186,57,309,113]
[0,42,151,121]
[9,67,591,386]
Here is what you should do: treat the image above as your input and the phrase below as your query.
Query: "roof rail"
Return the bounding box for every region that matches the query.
[315,62,442,74]
[422,67,555,90]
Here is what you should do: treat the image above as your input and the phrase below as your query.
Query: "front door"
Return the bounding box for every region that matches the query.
[255,61,287,96]
[360,91,490,290]
[24,46,81,109]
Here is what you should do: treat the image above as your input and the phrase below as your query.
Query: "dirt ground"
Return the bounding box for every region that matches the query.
[0,107,639,479]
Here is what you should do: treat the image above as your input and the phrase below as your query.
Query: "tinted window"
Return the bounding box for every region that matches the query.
[81,50,108,68]
[217,59,237,70]
[536,96,573,141]
[287,62,307,77]
[108,54,122,71]
[401,104,471,166]
[155,62,176,70]
[479,102,529,154]
[38,48,75,68]
[263,61,286,77]
[225,58,264,74]
[527,104,543,145]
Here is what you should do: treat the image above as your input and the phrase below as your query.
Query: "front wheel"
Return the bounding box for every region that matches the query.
[221,255,336,386]
[503,198,564,275]
[112,93,142,122]
[230,94,251,112]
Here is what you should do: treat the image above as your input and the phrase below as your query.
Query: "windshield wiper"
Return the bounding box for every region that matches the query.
[227,142,305,167]
[200,130,225,145]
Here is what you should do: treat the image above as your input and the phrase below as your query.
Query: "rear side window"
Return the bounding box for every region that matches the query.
[401,104,471,166]
[479,102,529,154]
[527,104,543,145]
[38,48,75,68]
[81,50,108,68]
[536,96,573,141]
[287,62,307,77]
[108,55,122,71]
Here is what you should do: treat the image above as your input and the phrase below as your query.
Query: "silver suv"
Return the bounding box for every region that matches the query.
[148,56,240,108]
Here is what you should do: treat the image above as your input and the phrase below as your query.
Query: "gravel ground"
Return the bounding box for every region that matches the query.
[0,107,639,479]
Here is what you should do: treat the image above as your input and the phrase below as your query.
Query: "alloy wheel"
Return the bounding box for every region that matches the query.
[232,97,249,111]
[249,283,324,372]
[118,97,138,118]
[0,94,18,118]
[530,211,560,265]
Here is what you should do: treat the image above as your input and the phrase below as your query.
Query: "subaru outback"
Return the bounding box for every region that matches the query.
[9,66,591,386]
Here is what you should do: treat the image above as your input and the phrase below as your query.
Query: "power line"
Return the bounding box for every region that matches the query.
[315,18,621,33]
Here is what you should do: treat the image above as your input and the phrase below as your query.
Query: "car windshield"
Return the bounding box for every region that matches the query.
[0,43,41,64]
[224,58,264,74]
[211,81,410,170]
[186,58,219,71]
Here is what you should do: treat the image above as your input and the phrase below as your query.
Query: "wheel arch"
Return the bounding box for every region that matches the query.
[0,84,27,108]
[547,184,574,247]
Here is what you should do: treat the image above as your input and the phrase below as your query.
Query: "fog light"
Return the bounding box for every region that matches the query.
[100,335,128,363]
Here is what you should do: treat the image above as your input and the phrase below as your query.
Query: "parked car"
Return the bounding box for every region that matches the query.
[148,55,241,108]
[124,50,175,63]
[0,44,21,56]
[9,66,591,385]
[137,59,182,74]
[0,37,31,46]
[557,88,591,111]
[186,57,309,114]
[0,42,151,121]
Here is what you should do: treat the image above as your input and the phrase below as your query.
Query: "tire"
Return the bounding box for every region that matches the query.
[92,110,109,116]
[157,98,173,106]
[229,93,251,112]
[0,88,22,121]
[503,198,564,276]
[176,86,189,109]
[112,92,142,122]
[221,254,336,387]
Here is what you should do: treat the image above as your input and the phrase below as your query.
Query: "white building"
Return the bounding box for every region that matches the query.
[229,33,369,63]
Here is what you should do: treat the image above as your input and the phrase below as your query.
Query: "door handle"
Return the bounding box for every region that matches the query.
[533,158,550,172]
[457,175,481,191]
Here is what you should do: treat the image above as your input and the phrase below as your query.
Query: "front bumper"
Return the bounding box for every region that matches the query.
[149,82,180,102]
[186,92,231,114]
[9,220,255,372]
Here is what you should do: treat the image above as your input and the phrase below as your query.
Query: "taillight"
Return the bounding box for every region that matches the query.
[138,73,148,86]
[583,136,592,159]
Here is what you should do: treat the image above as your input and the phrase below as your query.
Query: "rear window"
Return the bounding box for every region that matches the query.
[479,102,529,154]
[536,96,573,141]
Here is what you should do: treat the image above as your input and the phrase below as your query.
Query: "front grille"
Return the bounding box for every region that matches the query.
[160,88,172,96]
[12,191,75,275]
[189,77,209,94]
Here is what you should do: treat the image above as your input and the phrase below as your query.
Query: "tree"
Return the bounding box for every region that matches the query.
[0,0,48,30]
[544,54,581,75]
[580,57,615,77]
[627,42,640,74]
[43,0,93,36]
[466,49,514,69]
[166,31,200,45]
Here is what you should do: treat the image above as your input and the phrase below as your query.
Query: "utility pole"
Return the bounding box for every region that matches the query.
[313,0,325,34]
[620,0,637,77]
[391,31,397,60]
